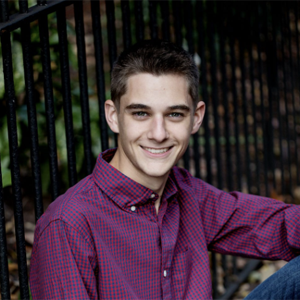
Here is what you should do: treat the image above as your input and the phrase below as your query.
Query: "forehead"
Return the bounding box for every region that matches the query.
[120,73,192,109]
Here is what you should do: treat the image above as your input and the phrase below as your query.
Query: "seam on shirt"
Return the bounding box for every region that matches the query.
[35,218,97,261]
[59,178,95,215]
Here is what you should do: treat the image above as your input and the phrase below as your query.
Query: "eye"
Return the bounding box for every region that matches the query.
[169,112,183,118]
[133,111,148,117]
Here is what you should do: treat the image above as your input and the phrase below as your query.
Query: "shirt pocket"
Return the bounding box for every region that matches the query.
[171,248,192,300]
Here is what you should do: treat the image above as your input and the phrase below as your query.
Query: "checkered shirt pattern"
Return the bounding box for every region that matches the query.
[30,148,300,300]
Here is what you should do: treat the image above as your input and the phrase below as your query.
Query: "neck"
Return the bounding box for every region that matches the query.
[135,174,168,216]
[110,148,169,212]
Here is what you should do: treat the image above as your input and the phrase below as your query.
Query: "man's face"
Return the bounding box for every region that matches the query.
[105,73,205,186]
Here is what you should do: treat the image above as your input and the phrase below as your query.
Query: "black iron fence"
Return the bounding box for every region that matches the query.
[0,1,299,299]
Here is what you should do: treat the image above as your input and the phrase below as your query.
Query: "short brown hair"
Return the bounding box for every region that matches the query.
[111,40,199,109]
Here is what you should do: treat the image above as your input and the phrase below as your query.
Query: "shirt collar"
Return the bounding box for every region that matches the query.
[93,148,178,208]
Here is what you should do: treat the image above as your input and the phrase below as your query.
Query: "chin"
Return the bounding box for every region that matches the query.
[141,167,171,178]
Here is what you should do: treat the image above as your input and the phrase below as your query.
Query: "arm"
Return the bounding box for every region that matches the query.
[200,189,300,260]
[30,219,98,299]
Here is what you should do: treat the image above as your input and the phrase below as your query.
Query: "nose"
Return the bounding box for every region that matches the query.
[147,115,169,142]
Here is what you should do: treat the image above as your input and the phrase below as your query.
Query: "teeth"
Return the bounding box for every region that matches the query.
[144,147,169,154]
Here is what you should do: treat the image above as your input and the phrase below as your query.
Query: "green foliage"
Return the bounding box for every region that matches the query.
[0,8,104,195]
[0,117,12,187]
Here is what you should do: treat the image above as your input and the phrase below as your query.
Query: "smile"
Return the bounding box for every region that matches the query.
[143,147,170,154]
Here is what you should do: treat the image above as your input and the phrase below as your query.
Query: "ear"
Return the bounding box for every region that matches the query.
[105,100,119,133]
[191,101,205,134]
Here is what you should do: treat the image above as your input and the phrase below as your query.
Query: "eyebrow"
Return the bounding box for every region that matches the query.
[125,103,190,111]
[125,104,151,110]
[168,105,190,111]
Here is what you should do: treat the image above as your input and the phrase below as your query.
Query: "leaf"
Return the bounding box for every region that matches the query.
[12,40,25,95]
[2,167,12,187]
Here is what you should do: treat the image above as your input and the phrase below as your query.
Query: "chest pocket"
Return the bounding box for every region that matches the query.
[171,248,192,300]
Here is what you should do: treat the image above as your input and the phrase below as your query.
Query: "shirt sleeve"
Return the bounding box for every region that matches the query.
[30,219,98,300]
[200,190,300,260]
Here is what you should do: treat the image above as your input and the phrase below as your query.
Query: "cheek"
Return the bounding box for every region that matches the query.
[118,118,132,133]
[170,123,192,139]
[124,119,148,134]
[119,120,144,142]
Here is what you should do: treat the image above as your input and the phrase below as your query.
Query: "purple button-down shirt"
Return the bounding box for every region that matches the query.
[30,149,300,299]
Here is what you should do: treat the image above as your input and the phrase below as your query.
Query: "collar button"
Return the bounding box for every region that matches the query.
[130,206,136,212]
[150,193,155,199]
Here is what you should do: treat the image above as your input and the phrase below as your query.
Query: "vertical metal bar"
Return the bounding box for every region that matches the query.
[37,0,47,5]
[279,5,293,194]
[239,48,252,192]
[183,0,194,53]
[248,21,261,195]
[263,2,276,190]
[91,0,109,152]
[207,3,219,296]
[196,0,212,184]
[18,0,28,13]
[57,8,77,187]
[0,160,10,300]
[172,0,183,47]
[294,2,300,186]
[295,2,300,86]
[256,2,269,196]
[207,1,222,189]
[286,2,298,193]
[184,0,196,174]
[105,0,118,71]
[183,0,196,174]
[21,21,43,220]
[121,0,132,49]
[294,2,300,87]
[159,0,170,41]
[105,0,118,147]
[229,1,238,277]
[134,1,144,42]
[182,146,190,171]
[221,255,228,290]
[148,0,158,40]
[218,3,232,192]
[1,32,30,300]
[215,2,228,289]
[229,3,242,193]
[192,132,200,178]
[0,0,9,22]
[278,61,292,194]
[74,1,93,174]
[39,16,60,200]
[237,4,252,192]
[211,252,218,299]
[237,9,252,193]
[271,3,285,194]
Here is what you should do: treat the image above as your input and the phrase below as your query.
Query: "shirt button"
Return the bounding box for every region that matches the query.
[130,206,136,212]
[150,194,155,199]
[163,270,167,277]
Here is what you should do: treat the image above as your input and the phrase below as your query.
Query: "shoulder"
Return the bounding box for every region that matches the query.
[171,166,223,197]
[34,174,99,240]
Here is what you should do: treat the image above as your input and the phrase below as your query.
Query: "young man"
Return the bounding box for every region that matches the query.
[30,40,300,299]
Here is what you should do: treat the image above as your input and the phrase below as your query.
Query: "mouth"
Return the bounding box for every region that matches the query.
[142,147,172,154]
